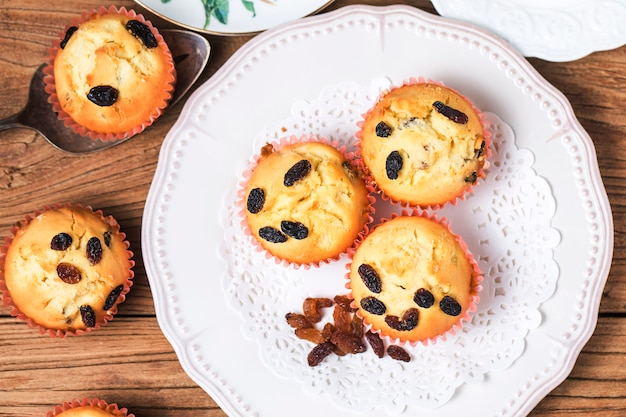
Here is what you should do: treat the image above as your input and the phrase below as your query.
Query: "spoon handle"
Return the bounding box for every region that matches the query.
[0,112,25,132]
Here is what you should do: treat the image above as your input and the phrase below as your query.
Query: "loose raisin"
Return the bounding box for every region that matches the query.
[307,340,334,366]
[285,312,313,329]
[414,288,435,308]
[440,295,462,316]
[358,263,382,293]
[246,188,265,214]
[375,121,393,137]
[87,85,118,107]
[104,285,124,310]
[295,327,326,344]
[302,297,333,323]
[57,263,81,284]
[51,232,72,251]
[321,322,335,340]
[86,237,103,265]
[387,345,411,362]
[334,294,357,312]
[333,304,352,334]
[284,159,311,186]
[126,19,158,48]
[365,330,385,358]
[386,151,403,180]
[281,220,308,240]
[330,331,366,355]
[103,231,112,248]
[360,296,386,315]
[464,172,478,183]
[384,308,419,331]
[80,305,96,328]
[432,101,469,124]
[60,26,78,49]
[350,314,364,338]
[258,226,288,243]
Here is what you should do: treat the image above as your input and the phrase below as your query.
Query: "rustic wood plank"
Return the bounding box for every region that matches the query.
[0,317,226,417]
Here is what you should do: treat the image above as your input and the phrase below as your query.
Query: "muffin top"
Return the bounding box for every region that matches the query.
[243,140,371,265]
[359,82,487,207]
[55,406,120,417]
[53,12,175,135]
[348,215,474,343]
[2,206,133,332]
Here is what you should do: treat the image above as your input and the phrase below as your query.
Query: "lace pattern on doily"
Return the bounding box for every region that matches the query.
[218,78,560,414]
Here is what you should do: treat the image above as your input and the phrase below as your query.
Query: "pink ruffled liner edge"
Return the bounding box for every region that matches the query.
[46,397,134,417]
[236,134,376,270]
[344,208,483,348]
[42,5,177,142]
[354,76,493,211]
[0,202,135,338]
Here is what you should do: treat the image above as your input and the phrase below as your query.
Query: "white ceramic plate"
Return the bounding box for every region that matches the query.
[134,0,334,35]
[431,0,626,62]
[142,5,613,417]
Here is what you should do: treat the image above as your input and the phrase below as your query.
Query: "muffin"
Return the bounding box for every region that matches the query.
[0,204,134,336]
[241,136,373,266]
[357,79,489,208]
[47,398,133,417]
[44,6,176,141]
[347,213,481,344]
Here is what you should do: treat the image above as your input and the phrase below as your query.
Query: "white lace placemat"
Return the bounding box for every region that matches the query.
[219,78,560,414]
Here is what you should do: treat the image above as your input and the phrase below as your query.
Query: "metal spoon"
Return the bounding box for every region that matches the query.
[0,29,210,154]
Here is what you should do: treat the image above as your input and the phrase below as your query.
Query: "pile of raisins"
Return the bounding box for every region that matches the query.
[285,295,411,366]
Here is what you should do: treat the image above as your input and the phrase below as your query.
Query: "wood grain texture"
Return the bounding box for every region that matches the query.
[0,0,624,416]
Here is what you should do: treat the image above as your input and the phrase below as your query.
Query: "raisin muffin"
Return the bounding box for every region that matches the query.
[44,6,176,140]
[47,398,133,417]
[52,406,126,417]
[347,213,481,344]
[358,80,489,208]
[242,137,372,266]
[0,204,134,336]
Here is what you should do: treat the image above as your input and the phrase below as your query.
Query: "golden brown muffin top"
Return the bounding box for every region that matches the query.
[349,215,473,343]
[244,141,371,265]
[360,82,487,207]
[53,13,174,134]
[3,207,132,331]
[55,406,119,417]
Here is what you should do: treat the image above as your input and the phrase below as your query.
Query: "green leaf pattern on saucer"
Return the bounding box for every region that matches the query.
[161,0,263,28]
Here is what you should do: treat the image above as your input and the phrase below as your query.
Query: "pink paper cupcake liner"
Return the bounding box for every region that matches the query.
[43,5,176,142]
[0,202,135,337]
[46,398,134,417]
[344,208,483,347]
[237,134,376,269]
[355,76,492,211]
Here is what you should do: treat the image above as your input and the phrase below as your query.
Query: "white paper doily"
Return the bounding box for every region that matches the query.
[218,78,560,413]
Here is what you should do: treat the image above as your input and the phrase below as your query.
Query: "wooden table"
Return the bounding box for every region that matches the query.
[0,0,624,416]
